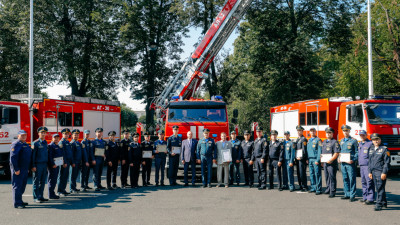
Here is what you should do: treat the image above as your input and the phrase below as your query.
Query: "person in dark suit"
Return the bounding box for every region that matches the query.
[181,131,198,186]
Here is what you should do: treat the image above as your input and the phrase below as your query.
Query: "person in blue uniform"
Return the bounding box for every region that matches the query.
[129,133,144,188]
[196,128,217,188]
[70,129,88,193]
[81,130,95,191]
[283,131,295,192]
[358,130,374,204]
[241,130,254,187]
[57,128,73,196]
[106,131,121,190]
[339,125,358,202]
[31,126,49,203]
[294,125,308,191]
[268,130,284,190]
[229,131,242,186]
[120,130,131,188]
[93,128,106,191]
[9,130,31,209]
[307,127,322,195]
[167,125,182,186]
[368,133,391,211]
[254,127,268,190]
[48,133,63,199]
[321,127,340,198]
[141,132,154,186]
[154,130,167,186]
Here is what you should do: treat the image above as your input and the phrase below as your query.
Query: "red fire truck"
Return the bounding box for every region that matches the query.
[270,96,400,168]
[0,95,121,176]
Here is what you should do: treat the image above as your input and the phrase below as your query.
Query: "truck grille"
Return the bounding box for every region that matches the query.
[380,135,400,148]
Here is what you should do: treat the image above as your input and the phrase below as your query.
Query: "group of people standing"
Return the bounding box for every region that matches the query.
[9,124,390,211]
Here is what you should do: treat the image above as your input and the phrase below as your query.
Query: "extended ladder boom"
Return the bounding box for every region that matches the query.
[151,0,252,114]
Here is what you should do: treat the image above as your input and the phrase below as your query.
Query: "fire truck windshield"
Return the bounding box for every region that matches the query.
[366,103,400,125]
[168,108,227,122]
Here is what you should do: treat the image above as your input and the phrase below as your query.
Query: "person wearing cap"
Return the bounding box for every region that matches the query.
[268,130,284,190]
[283,131,296,192]
[294,125,308,191]
[93,128,107,191]
[129,133,144,188]
[254,127,268,190]
[306,127,322,194]
[81,130,95,191]
[241,130,255,187]
[321,127,340,198]
[57,128,73,196]
[9,130,31,209]
[70,129,88,193]
[339,125,358,202]
[167,125,182,186]
[31,127,49,203]
[216,132,232,188]
[141,132,154,187]
[181,131,198,186]
[196,128,217,188]
[368,133,391,211]
[106,131,121,190]
[120,129,131,188]
[229,131,242,186]
[154,130,167,186]
[47,133,63,199]
[358,130,374,204]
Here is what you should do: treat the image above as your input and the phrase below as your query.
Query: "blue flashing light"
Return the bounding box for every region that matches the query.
[212,134,217,138]
[171,96,179,100]
[370,95,400,100]
[178,134,182,137]
[214,95,223,100]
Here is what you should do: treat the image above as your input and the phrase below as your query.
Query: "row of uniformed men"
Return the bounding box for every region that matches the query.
[10,124,390,211]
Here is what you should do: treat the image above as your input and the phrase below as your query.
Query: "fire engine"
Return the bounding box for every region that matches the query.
[270,96,400,168]
[0,95,121,176]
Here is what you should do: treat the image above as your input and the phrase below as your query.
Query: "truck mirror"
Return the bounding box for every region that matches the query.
[231,118,237,124]
[233,109,238,118]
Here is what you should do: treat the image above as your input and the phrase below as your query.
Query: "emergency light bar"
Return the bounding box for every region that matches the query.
[369,95,400,100]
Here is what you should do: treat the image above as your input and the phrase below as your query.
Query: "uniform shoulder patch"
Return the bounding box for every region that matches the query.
[11,148,14,152]
[386,151,390,157]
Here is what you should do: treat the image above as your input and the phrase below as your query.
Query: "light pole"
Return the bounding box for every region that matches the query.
[367,0,374,97]
[28,0,34,143]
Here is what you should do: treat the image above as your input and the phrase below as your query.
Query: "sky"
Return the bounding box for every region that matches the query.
[43,27,239,111]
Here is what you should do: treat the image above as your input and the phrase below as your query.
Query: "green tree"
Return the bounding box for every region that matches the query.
[120,0,189,128]
[121,103,138,130]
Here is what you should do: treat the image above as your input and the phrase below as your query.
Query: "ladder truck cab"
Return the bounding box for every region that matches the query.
[270,95,400,169]
[0,95,121,177]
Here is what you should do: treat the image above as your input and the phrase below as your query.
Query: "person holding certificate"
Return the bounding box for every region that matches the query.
[167,125,182,186]
[241,130,255,188]
[268,130,284,191]
[57,128,73,196]
[141,133,154,186]
[181,131,198,186]
[339,125,358,202]
[368,133,391,211]
[196,128,217,188]
[294,125,308,191]
[93,128,107,191]
[129,133,145,188]
[306,128,322,195]
[154,130,167,186]
[283,131,295,192]
[254,127,268,190]
[321,127,340,198]
[47,133,63,199]
[216,132,232,188]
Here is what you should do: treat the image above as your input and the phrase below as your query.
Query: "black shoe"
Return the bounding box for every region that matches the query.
[99,186,106,190]
[329,194,335,198]
[323,191,330,195]
[299,185,303,190]
[147,182,152,185]
[107,187,114,190]
[229,182,233,185]
[244,183,249,186]
[208,184,212,188]
[341,196,350,200]
[290,189,294,192]
[161,183,165,186]
[49,196,60,200]
[81,188,87,192]
[374,206,382,211]
[192,183,196,186]
[155,183,159,187]
[202,185,206,188]
[282,186,289,190]
[237,183,240,186]
[184,183,189,187]
[39,198,49,202]
[364,200,373,205]
[383,204,387,208]
[22,202,28,206]
[216,184,221,188]
[112,184,119,189]
[15,205,25,209]
[315,192,321,195]
[86,186,93,190]
[359,199,366,203]
[95,188,101,191]
[308,190,315,193]
[258,186,266,190]
[350,198,357,202]
[279,187,283,191]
